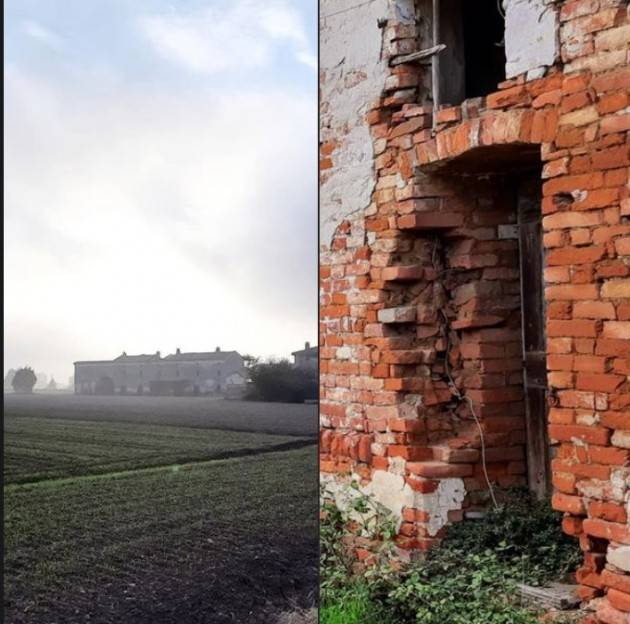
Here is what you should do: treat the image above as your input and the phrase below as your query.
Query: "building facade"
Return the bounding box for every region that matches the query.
[292,341,319,371]
[74,348,246,396]
[320,0,629,621]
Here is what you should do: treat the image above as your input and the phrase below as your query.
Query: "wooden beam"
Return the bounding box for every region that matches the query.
[390,44,446,66]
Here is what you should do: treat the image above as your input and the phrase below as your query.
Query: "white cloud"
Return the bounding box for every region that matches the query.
[22,20,64,51]
[296,50,317,70]
[138,0,316,74]
[4,65,317,381]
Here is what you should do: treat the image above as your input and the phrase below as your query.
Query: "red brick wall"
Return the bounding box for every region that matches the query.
[320,0,629,620]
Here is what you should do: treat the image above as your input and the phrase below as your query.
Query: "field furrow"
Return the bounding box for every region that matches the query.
[4,394,318,623]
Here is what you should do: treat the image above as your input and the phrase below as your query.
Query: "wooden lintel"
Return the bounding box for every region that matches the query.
[390,44,446,66]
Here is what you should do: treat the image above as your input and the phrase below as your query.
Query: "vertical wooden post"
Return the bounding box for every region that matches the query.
[517,174,551,500]
[432,0,440,127]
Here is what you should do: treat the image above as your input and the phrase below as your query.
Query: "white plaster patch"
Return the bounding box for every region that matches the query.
[504,0,559,78]
[413,478,466,536]
[321,472,467,536]
[320,0,415,247]
[608,546,630,573]
[364,469,416,528]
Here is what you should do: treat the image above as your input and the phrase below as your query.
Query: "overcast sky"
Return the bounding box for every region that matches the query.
[5,0,317,384]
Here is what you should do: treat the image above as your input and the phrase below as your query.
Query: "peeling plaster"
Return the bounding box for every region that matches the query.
[504,0,559,78]
[415,478,467,536]
[320,0,415,247]
[321,470,466,537]
[364,470,416,525]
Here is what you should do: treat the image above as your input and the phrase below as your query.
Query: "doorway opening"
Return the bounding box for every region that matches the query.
[428,151,549,499]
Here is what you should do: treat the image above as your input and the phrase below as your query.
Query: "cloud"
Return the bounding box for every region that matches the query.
[138,0,315,74]
[22,20,64,51]
[4,65,317,381]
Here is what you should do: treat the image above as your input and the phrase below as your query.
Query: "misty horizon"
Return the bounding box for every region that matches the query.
[5,0,317,383]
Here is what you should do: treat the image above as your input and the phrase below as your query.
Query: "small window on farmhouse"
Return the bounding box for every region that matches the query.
[433,0,506,106]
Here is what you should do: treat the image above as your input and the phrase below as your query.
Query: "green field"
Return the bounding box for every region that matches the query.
[5,414,303,483]
[4,395,318,624]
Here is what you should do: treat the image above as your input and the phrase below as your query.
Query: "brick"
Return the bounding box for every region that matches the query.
[547,246,606,266]
[576,373,625,392]
[603,322,630,340]
[548,424,610,445]
[562,515,584,536]
[589,502,628,524]
[608,589,630,614]
[435,107,461,123]
[574,188,620,212]
[601,412,630,431]
[398,212,464,230]
[546,285,600,302]
[602,570,630,595]
[382,349,435,364]
[552,493,586,515]
[388,445,433,461]
[595,600,630,623]
[543,211,602,230]
[486,86,529,109]
[573,355,607,373]
[377,306,417,324]
[547,319,599,337]
[583,518,630,545]
[601,113,630,136]
[602,280,630,298]
[381,265,424,281]
[406,461,473,478]
[574,301,617,319]
[543,173,604,196]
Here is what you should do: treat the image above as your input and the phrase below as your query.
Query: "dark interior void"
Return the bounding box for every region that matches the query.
[427,144,541,176]
[438,0,507,105]
[462,1,506,98]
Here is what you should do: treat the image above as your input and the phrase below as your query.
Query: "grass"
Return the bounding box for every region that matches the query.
[4,395,318,623]
[6,448,318,623]
[319,588,380,624]
[4,414,303,483]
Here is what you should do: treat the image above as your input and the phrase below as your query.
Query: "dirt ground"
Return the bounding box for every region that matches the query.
[4,395,318,623]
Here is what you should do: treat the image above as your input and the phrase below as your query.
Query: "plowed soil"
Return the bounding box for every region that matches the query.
[4,395,318,624]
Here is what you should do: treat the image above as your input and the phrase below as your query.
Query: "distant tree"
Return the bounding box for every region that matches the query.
[4,369,16,392]
[246,359,317,403]
[47,377,57,391]
[242,354,259,369]
[12,367,37,394]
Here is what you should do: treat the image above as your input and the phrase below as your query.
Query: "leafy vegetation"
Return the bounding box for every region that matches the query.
[11,367,37,393]
[247,359,317,403]
[320,486,581,624]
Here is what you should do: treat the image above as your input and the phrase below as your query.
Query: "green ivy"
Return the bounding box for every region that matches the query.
[320,486,581,624]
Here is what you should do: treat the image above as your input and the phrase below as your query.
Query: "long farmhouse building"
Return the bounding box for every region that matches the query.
[74,348,246,397]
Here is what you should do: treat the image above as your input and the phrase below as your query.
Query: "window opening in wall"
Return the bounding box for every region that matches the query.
[428,0,507,107]
[461,0,506,99]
